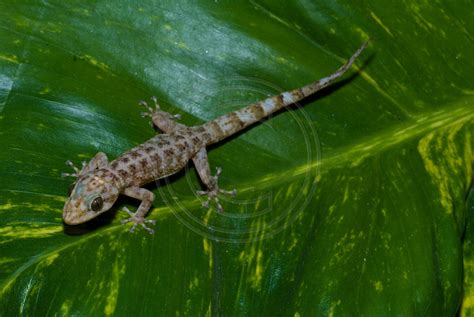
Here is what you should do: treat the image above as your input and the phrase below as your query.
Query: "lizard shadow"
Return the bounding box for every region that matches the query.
[63,208,119,235]
[206,53,375,151]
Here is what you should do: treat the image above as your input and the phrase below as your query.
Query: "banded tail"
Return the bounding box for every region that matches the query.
[203,40,369,144]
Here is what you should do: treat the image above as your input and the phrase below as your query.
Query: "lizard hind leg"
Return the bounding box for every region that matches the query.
[193,148,237,213]
[139,96,183,133]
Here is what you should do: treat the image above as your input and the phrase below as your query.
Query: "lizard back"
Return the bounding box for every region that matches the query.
[109,129,206,187]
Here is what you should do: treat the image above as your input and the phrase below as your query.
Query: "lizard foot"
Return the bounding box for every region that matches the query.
[138,97,159,128]
[139,96,181,123]
[138,96,160,118]
[196,167,237,212]
[61,160,87,179]
[120,207,157,234]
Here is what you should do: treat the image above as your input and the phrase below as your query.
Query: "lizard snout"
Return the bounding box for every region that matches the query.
[62,198,90,225]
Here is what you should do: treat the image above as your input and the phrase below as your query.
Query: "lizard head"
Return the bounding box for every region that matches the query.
[63,170,119,225]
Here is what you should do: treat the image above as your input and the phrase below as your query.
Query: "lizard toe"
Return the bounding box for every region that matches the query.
[120,207,156,233]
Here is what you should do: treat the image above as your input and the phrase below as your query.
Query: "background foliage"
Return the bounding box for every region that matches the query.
[0,1,473,316]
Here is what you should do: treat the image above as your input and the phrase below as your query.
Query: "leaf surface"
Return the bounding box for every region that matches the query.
[0,1,473,315]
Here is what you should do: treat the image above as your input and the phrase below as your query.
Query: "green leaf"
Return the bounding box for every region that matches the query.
[1,1,473,316]
[462,185,474,316]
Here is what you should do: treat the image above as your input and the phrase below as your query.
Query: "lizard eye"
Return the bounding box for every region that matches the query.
[90,196,103,212]
[68,183,76,196]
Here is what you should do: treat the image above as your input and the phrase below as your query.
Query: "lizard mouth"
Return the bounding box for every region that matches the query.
[63,214,81,225]
[63,211,81,225]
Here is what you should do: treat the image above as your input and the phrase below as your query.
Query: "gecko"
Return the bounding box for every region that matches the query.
[62,40,368,234]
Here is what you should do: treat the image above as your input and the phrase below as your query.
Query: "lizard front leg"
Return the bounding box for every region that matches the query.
[62,152,108,179]
[120,187,157,234]
[193,148,236,212]
[62,152,109,196]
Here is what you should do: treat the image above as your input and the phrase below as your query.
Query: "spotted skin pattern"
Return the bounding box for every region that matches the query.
[63,41,368,234]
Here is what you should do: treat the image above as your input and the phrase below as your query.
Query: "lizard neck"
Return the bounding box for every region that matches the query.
[96,168,126,190]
